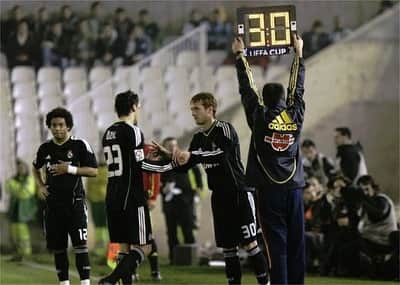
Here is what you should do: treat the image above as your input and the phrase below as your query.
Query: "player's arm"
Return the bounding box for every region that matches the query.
[286,34,305,123]
[232,37,263,128]
[50,140,98,177]
[32,145,49,200]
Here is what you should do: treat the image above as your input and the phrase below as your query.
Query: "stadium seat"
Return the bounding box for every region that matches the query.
[207,50,227,66]
[93,96,114,114]
[38,67,62,84]
[215,66,236,82]
[0,68,10,83]
[176,51,199,67]
[215,80,239,110]
[97,112,118,131]
[114,66,130,83]
[39,96,64,115]
[14,97,39,115]
[88,81,113,99]
[11,66,35,83]
[139,67,163,85]
[0,52,7,67]
[190,65,215,93]
[164,66,189,84]
[15,114,40,129]
[64,81,87,101]
[12,82,36,100]
[38,82,62,99]
[67,95,91,114]
[63,67,87,83]
[128,66,140,92]
[113,81,130,94]
[89,66,112,87]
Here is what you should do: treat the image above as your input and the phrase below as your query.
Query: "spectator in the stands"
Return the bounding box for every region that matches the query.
[42,20,71,68]
[317,175,360,277]
[113,7,133,41]
[207,7,231,50]
[330,16,351,42]
[124,25,152,65]
[6,19,38,69]
[1,5,26,47]
[357,175,398,263]
[59,5,78,44]
[302,19,331,58]
[377,0,394,14]
[87,1,104,42]
[95,22,125,66]
[334,127,368,184]
[303,179,324,272]
[302,139,336,185]
[72,19,95,68]
[35,6,50,45]
[182,9,206,34]
[138,9,160,46]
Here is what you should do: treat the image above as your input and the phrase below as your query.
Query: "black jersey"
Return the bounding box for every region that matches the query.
[33,136,97,206]
[102,121,175,211]
[183,120,247,193]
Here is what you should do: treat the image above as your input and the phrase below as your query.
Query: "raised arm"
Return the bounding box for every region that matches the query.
[232,37,263,128]
[286,34,306,124]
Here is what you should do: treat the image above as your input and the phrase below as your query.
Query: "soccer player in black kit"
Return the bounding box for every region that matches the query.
[32,107,98,285]
[99,91,177,285]
[156,93,269,285]
[233,35,306,285]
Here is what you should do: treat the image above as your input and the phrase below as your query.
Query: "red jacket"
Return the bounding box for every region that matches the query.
[142,144,161,201]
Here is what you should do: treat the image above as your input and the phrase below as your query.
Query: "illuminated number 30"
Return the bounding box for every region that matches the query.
[248,12,291,47]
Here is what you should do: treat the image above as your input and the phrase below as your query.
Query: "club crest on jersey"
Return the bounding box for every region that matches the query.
[265,133,295,152]
[67,150,73,159]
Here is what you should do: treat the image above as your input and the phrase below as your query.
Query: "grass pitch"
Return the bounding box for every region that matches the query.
[0,254,397,285]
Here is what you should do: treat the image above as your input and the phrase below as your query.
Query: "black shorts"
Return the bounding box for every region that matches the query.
[211,190,257,248]
[106,204,152,245]
[43,199,88,250]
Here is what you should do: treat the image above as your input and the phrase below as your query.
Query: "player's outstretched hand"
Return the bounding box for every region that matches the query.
[50,160,69,176]
[232,37,245,55]
[293,33,303,58]
[174,150,191,166]
[151,140,172,159]
[38,185,49,200]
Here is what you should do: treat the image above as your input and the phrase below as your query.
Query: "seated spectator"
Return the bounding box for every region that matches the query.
[35,6,50,44]
[330,16,351,42]
[207,7,231,50]
[302,139,336,185]
[302,19,331,58]
[357,175,398,279]
[6,19,39,68]
[42,20,71,68]
[124,25,152,65]
[95,23,125,66]
[334,127,368,184]
[113,7,133,41]
[303,178,325,272]
[87,1,104,42]
[317,175,360,277]
[138,9,160,46]
[183,9,206,34]
[59,5,79,43]
[71,19,96,68]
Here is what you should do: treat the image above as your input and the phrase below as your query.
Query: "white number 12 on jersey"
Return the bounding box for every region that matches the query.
[104,144,123,177]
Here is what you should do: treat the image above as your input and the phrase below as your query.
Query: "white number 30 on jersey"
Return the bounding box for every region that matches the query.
[241,222,257,239]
